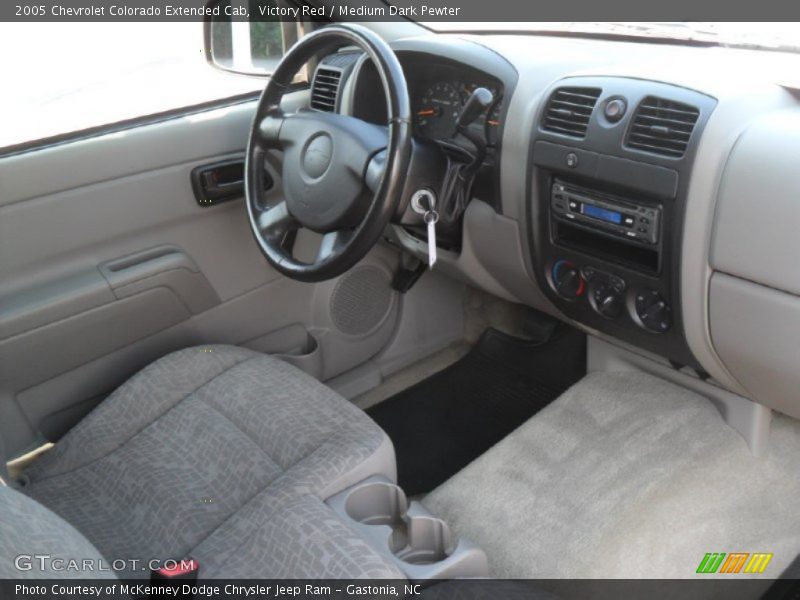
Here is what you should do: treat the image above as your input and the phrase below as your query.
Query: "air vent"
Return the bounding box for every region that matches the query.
[310,68,341,112]
[541,87,602,138]
[626,96,700,158]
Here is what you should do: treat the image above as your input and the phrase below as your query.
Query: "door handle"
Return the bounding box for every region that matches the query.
[190,158,273,207]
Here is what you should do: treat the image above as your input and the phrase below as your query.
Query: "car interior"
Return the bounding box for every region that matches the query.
[1,14,800,590]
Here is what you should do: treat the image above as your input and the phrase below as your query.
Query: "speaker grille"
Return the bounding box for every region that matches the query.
[330,266,393,336]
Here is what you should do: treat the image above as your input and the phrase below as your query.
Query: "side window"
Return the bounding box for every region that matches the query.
[0,10,295,153]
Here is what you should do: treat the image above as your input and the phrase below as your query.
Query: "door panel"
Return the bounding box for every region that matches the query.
[0,91,406,457]
[0,151,279,301]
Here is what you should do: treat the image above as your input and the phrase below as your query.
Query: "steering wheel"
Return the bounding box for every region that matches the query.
[245,24,411,282]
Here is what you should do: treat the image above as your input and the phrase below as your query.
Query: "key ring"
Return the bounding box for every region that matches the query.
[424,210,439,225]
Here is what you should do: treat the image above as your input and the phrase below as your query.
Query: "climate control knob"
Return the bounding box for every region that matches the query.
[634,289,671,333]
[591,283,624,319]
[551,260,585,300]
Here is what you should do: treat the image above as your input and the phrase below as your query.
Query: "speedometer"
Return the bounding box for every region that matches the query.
[416,82,461,139]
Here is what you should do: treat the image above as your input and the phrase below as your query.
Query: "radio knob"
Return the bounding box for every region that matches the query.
[635,289,671,333]
[592,284,624,319]
[552,260,585,300]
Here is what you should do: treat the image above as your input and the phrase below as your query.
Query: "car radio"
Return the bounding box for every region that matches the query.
[551,181,660,245]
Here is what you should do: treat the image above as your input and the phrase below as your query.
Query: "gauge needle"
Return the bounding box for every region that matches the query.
[417,109,437,116]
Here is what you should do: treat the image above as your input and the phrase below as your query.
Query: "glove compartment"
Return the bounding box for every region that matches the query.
[709,108,800,419]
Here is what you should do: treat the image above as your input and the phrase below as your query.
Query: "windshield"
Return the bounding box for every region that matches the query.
[425,22,800,53]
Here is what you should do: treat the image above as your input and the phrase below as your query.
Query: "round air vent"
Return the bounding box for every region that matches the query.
[330,266,394,336]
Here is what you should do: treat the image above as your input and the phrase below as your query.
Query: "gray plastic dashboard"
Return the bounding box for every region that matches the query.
[355,31,800,420]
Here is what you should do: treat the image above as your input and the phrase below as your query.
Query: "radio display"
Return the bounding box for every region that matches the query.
[582,204,623,224]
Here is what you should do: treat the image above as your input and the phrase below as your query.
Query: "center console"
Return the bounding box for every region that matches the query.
[529,77,717,369]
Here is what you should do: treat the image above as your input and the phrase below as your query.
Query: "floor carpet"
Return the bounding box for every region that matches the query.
[423,371,800,583]
[367,326,586,495]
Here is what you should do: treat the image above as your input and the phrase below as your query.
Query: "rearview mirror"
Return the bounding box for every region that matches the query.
[204,0,300,76]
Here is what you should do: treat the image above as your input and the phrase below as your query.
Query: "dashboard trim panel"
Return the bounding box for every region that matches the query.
[527,75,717,369]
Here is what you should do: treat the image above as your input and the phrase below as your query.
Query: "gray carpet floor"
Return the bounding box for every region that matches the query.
[423,372,800,579]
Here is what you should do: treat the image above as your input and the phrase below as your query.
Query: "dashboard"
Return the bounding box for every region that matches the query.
[310,32,800,423]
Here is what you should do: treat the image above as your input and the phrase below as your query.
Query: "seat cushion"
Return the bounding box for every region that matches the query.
[20,345,400,578]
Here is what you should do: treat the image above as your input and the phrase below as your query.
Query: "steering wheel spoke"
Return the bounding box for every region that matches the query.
[316,229,353,262]
[257,200,297,241]
[257,111,286,150]
[365,150,387,195]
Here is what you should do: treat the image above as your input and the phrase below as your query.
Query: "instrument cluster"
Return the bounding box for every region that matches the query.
[414,79,503,146]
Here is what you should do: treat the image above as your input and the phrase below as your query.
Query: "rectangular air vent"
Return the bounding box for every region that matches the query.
[626,96,700,158]
[310,68,342,112]
[541,87,602,138]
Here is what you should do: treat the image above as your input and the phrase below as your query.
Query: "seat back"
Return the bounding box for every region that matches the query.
[0,480,115,579]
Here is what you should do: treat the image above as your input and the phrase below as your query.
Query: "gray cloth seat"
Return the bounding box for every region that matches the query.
[1,345,403,579]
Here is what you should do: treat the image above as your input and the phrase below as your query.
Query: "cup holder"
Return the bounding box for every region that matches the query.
[344,481,407,527]
[327,476,488,580]
[389,516,455,565]
[342,481,455,565]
